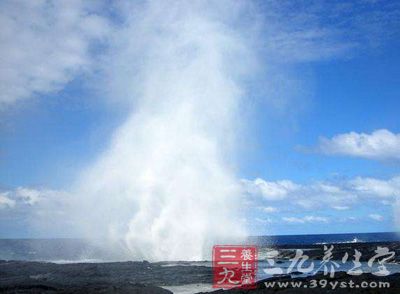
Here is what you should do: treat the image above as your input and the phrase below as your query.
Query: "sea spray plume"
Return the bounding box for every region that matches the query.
[74,0,258,261]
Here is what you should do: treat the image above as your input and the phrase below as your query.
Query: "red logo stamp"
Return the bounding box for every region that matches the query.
[212,245,258,289]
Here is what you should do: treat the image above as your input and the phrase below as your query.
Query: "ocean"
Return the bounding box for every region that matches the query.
[251,231,400,246]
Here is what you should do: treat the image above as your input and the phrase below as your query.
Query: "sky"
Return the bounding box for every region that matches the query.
[0,0,399,240]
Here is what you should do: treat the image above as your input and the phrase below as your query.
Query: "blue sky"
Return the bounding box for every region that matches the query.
[243,41,400,235]
[0,0,399,239]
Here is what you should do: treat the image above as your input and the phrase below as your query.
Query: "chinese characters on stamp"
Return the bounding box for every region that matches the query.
[213,245,396,288]
[264,245,396,278]
[213,245,258,289]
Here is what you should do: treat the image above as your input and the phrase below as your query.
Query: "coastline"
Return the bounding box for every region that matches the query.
[1,241,399,293]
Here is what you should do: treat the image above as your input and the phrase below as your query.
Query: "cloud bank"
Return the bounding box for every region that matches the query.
[0,0,109,107]
[369,214,384,222]
[243,175,400,211]
[282,216,329,224]
[317,129,400,161]
[0,192,15,208]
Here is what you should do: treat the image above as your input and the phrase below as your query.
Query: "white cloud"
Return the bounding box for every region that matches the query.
[243,175,400,211]
[0,192,15,208]
[0,187,67,207]
[260,206,279,213]
[0,0,110,106]
[282,216,329,224]
[349,176,400,198]
[15,187,41,205]
[341,216,357,222]
[242,178,299,200]
[332,206,350,211]
[0,187,76,237]
[369,214,384,222]
[255,217,274,224]
[282,217,303,223]
[317,129,400,161]
[244,175,398,226]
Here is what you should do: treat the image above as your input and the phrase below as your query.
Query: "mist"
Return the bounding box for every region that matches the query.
[70,0,258,261]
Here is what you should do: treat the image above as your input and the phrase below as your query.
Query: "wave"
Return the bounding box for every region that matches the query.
[316,237,364,245]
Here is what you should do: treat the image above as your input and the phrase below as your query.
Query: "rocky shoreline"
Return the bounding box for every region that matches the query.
[2,263,399,293]
[0,241,399,293]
